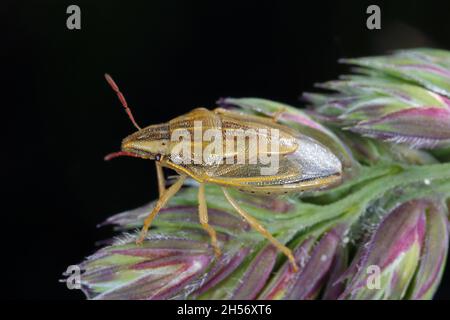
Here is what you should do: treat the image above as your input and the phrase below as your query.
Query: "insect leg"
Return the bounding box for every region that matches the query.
[155,161,166,197]
[270,107,286,122]
[222,188,299,272]
[198,184,221,258]
[214,106,285,123]
[136,175,187,244]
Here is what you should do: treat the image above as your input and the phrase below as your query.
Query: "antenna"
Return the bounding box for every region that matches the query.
[104,151,141,161]
[104,73,142,130]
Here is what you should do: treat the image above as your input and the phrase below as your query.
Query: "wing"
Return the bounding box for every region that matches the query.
[167,135,343,194]
[168,108,299,164]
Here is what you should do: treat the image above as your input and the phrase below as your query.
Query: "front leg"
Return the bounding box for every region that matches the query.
[136,175,187,244]
[155,160,166,197]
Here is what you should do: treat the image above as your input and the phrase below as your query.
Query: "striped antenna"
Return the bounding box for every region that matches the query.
[104,73,141,130]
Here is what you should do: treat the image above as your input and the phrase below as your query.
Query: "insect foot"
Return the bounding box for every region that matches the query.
[135,231,147,245]
[212,245,222,258]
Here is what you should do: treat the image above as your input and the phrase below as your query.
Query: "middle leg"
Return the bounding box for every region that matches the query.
[198,184,221,257]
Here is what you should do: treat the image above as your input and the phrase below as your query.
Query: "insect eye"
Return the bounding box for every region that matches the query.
[155,154,162,161]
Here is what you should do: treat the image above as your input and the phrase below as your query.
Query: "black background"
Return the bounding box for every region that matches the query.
[3,0,450,299]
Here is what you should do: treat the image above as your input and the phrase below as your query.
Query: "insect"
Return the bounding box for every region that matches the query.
[104,74,343,271]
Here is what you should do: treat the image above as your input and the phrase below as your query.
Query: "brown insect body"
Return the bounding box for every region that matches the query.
[122,108,342,194]
[105,74,343,272]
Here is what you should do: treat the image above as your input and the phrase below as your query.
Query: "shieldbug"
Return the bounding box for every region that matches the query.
[104,74,343,271]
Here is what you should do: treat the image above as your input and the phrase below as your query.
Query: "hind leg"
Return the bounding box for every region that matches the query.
[222,188,298,272]
[214,106,285,123]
